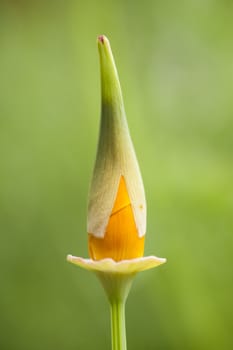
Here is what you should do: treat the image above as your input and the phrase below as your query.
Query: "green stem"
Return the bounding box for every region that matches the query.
[95,272,134,350]
[110,300,127,350]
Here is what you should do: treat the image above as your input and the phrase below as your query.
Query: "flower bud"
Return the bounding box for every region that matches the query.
[87,35,146,261]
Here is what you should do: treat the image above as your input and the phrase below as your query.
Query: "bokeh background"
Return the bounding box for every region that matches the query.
[1,0,233,349]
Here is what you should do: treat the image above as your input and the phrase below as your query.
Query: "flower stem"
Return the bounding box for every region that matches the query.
[110,300,127,350]
[95,272,134,350]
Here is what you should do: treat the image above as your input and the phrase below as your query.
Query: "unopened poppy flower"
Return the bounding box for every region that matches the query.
[67,35,166,350]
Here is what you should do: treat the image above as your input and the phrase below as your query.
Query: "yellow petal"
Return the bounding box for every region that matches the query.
[88,176,145,261]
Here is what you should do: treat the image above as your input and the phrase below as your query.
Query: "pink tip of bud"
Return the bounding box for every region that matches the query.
[98,35,105,44]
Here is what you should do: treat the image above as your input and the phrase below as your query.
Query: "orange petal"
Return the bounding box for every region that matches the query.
[88,176,145,261]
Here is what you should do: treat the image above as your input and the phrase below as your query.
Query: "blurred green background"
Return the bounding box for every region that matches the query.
[1,0,233,349]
